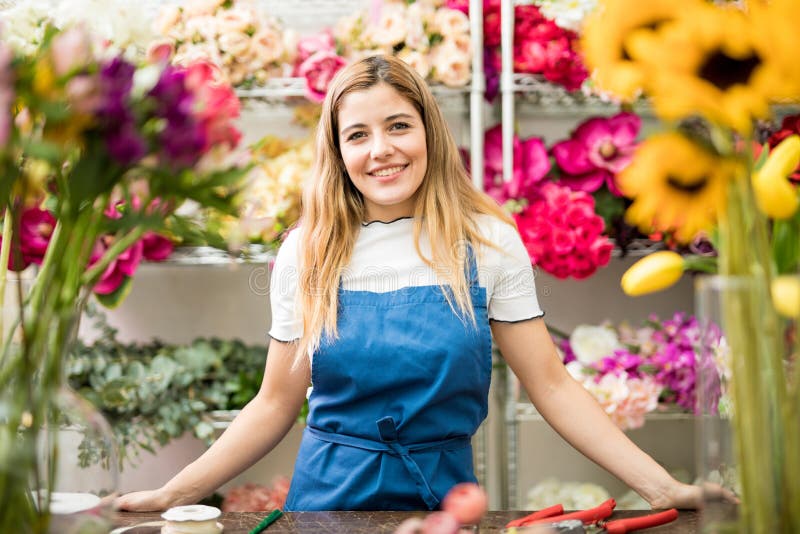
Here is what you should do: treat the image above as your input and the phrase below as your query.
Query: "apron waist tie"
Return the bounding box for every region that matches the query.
[305,418,471,510]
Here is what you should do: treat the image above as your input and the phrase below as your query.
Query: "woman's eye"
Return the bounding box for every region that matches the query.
[390,122,410,131]
[347,131,366,141]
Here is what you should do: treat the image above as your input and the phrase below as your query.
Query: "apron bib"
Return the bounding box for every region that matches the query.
[284,253,491,511]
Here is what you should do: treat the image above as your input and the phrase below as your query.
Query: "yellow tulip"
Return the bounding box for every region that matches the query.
[771,275,800,318]
[621,251,685,296]
[752,135,800,220]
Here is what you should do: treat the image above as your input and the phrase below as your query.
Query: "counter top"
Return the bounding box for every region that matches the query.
[116,510,699,533]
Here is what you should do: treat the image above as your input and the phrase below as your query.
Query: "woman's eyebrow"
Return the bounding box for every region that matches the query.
[340,113,416,135]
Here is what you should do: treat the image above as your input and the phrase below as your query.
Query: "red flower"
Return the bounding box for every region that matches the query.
[514,183,612,279]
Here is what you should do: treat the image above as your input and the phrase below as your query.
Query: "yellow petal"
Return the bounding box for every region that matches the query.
[621,251,685,296]
[771,275,800,318]
[752,135,800,219]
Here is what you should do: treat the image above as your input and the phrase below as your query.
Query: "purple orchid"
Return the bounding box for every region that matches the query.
[551,112,640,195]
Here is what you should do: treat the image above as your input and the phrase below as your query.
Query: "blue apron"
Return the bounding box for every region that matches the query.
[284,252,492,511]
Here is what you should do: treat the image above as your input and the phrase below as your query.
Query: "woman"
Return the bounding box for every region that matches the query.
[118,55,704,512]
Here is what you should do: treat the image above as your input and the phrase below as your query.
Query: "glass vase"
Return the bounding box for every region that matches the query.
[0,276,119,533]
[695,274,800,533]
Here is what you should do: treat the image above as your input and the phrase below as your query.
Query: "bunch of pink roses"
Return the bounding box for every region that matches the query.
[514,182,614,279]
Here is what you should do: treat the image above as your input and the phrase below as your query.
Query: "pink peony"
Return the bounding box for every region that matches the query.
[514,183,613,279]
[297,50,347,103]
[552,112,641,195]
[295,32,336,67]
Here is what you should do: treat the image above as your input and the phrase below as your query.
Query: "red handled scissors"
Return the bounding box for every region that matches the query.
[505,498,679,533]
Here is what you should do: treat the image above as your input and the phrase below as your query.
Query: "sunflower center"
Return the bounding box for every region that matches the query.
[699,49,761,91]
[667,174,708,194]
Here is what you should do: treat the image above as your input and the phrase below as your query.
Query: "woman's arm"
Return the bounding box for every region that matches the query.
[116,338,309,511]
[491,317,703,509]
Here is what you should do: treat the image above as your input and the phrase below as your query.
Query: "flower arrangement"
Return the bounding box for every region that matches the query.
[209,135,312,248]
[150,0,297,87]
[582,0,800,530]
[476,113,643,279]
[559,312,718,430]
[0,22,249,531]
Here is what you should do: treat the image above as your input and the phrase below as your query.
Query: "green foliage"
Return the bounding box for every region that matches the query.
[66,307,286,470]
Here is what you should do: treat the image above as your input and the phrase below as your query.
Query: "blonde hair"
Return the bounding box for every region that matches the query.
[296,55,512,361]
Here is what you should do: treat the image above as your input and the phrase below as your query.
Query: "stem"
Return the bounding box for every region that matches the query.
[0,208,13,369]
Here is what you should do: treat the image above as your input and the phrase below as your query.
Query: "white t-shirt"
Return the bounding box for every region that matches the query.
[268,215,544,342]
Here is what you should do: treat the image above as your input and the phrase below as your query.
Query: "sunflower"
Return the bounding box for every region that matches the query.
[580,0,704,101]
[748,0,800,101]
[618,131,741,243]
[627,3,787,134]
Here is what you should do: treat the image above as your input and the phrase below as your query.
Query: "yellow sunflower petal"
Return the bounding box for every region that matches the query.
[621,251,685,296]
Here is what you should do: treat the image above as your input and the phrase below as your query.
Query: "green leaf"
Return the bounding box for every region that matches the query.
[24,140,64,163]
[772,218,800,274]
[94,276,134,309]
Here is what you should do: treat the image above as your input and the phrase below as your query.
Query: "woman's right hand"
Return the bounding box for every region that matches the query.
[115,488,174,512]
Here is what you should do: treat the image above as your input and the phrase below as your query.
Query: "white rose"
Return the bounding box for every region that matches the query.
[569,325,623,365]
[218,30,252,58]
[217,8,252,35]
[153,5,182,36]
[398,49,431,80]
[433,8,470,38]
[430,43,471,86]
[250,27,284,65]
[369,5,407,48]
[182,0,226,18]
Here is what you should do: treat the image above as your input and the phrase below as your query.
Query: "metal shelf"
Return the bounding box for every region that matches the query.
[236,77,472,112]
[148,246,275,266]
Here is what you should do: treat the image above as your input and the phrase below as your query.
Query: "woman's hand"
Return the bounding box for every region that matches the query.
[115,488,174,512]
[648,481,739,510]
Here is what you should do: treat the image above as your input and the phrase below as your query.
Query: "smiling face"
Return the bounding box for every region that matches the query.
[337,82,428,222]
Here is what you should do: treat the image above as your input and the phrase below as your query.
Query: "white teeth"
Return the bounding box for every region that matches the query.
[371,166,405,177]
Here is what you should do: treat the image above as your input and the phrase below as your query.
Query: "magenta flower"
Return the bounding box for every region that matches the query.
[297,51,347,103]
[483,124,550,204]
[91,239,143,295]
[141,232,173,261]
[294,32,336,69]
[514,182,613,279]
[552,112,641,195]
[0,206,56,271]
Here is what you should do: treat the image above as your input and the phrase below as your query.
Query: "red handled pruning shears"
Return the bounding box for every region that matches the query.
[504,498,679,533]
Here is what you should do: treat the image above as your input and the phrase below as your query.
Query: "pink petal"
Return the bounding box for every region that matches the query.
[558,169,609,194]
[552,139,594,175]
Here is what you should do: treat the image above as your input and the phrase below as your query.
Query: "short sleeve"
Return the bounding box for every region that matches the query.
[481,218,544,322]
[268,229,303,342]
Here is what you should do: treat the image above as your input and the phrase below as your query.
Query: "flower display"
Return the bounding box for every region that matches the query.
[222,476,290,512]
[332,0,472,88]
[0,23,250,531]
[211,135,312,248]
[151,0,296,87]
[584,0,800,529]
[514,183,613,279]
[559,312,718,430]
[0,0,154,59]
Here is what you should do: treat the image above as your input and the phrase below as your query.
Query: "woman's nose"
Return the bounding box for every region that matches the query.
[370,134,394,159]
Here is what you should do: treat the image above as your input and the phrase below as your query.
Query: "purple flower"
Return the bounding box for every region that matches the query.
[106,123,147,166]
[148,65,207,169]
[484,47,500,102]
[551,112,640,195]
